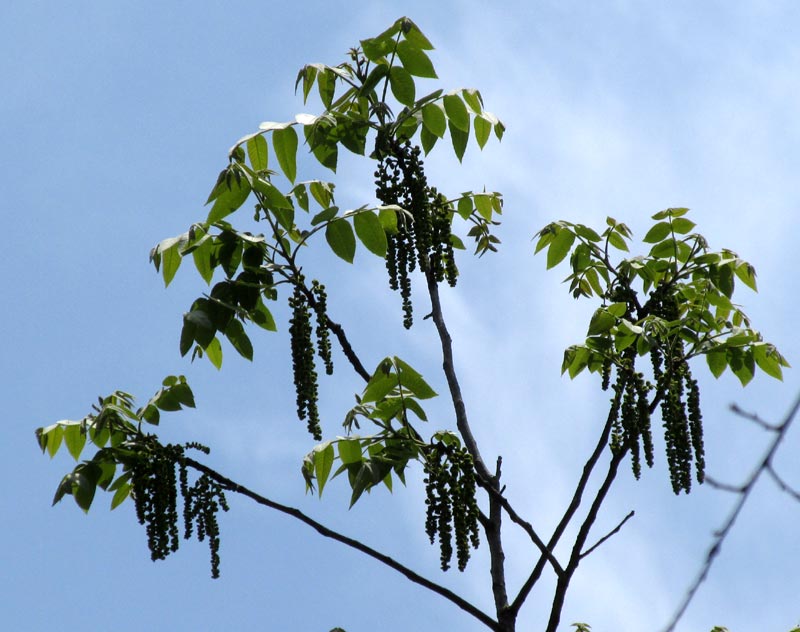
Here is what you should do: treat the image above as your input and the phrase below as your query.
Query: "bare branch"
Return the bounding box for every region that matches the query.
[703,476,746,494]
[483,484,564,577]
[424,268,493,485]
[324,314,371,382]
[662,390,800,632]
[545,449,626,632]
[730,403,781,432]
[510,412,617,615]
[580,510,635,560]
[767,465,800,503]
[184,456,499,631]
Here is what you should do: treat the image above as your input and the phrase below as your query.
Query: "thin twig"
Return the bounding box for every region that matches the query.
[509,413,617,616]
[580,510,635,560]
[184,456,499,631]
[662,391,800,632]
[766,465,800,502]
[729,403,781,432]
[544,449,626,632]
[703,476,746,494]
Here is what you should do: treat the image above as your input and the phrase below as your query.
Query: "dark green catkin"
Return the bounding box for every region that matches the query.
[288,282,321,440]
[374,140,458,328]
[131,445,182,562]
[422,442,480,572]
[311,280,333,375]
[182,472,230,579]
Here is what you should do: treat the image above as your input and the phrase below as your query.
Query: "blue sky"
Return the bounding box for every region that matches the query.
[4,2,799,631]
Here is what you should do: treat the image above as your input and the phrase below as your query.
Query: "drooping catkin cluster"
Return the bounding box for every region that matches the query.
[288,280,321,440]
[180,467,230,579]
[311,280,333,376]
[607,354,655,480]
[422,442,480,572]
[130,442,229,578]
[648,283,705,494]
[374,139,457,328]
[131,444,182,562]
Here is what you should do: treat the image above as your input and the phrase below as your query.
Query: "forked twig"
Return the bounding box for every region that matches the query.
[662,391,800,632]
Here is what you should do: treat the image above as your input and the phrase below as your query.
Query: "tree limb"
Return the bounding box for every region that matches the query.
[580,510,635,560]
[661,390,800,632]
[766,465,800,503]
[545,449,626,632]
[184,456,499,631]
[509,412,616,615]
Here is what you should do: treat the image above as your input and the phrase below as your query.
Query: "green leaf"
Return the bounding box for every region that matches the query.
[362,361,396,403]
[246,135,269,171]
[575,225,602,242]
[461,88,483,113]
[671,217,696,234]
[360,37,393,62]
[420,124,438,155]
[643,221,672,243]
[753,344,784,380]
[360,64,389,96]
[310,180,335,208]
[546,228,575,269]
[205,337,223,369]
[587,308,616,335]
[473,194,493,221]
[273,126,298,183]
[225,319,254,360]
[45,425,65,458]
[494,119,505,141]
[151,236,186,287]
[251,300,277,332]
[401,18,434,50]
[394,357,437,399]
[338,439,362,465]
[192,234,214,284]
[570,346,594,378]
[649,239,678,260]
[378,207,398,234]
[728,347,755,386]
[449,122,469,162]
[389,66,415,106]
[395,40,437,78]
[207,175,251,224]
[443,94,469,132]
[325,218,356,263]
[421,103,446,138]
[110,482,131,510]
[607,231,629,251]
[474,115,491,149]
[734,260,758,291]
[317,68,335,109]
[63,424,86,461]
[297,64,317,103]
[717,264,735,298]
[353,210,388,257]
[456,197,472,220]
[315,442,335,496]
[311,206,340,226]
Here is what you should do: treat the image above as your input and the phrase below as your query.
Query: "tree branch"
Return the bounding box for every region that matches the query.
[729,403,781,432]
[424,269,493,485]
[661,390,800,632]
[580,510,635,560]
[324,314,371,382]
[509,412,616,615]
[766,465,800,502]
[424,270,514,630]
[545,449,626,632]
[184,456,499,631]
